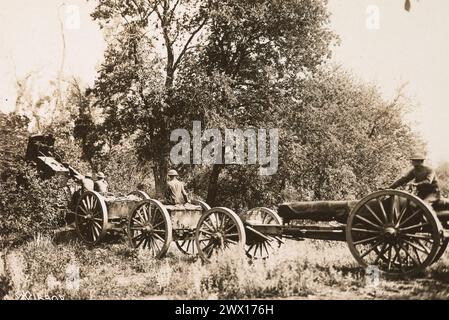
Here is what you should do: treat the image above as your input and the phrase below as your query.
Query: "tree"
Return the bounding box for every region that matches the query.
[88,0,336,199]
[191,67,422,211]
[286,67,422,200]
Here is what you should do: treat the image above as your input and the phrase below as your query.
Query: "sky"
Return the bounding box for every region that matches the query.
[0,0,448,164]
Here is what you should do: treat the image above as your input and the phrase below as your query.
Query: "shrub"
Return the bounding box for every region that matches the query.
[0,165,68,246]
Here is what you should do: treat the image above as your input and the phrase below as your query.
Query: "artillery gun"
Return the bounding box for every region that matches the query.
[243,189,449,276]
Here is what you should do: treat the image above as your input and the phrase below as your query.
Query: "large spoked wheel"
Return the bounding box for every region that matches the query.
[175,200,211,256]
[75,191,108,245]
[195,207,246,262]
[346,190,442,276]
[127,199,172,258]
[242,207,284,259]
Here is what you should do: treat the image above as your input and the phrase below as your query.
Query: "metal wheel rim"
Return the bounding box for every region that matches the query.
[128,190,151,200]
[175,238,197,255]
[432,238,449,264]
[243,207,284,259]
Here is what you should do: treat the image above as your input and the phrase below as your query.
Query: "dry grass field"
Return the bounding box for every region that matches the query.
[2,233,449,300]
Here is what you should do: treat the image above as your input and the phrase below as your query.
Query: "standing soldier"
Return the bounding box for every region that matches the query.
[165,169,190,205]
[94,172,109,193]
[388,154,440,202]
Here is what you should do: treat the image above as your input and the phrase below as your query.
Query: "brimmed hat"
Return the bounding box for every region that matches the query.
[167,169,179,176]
[85,172,92,178]
[410,153,426,160]
[97,172,105,178]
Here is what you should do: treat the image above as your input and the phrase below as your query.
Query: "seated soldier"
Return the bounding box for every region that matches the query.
[81,172,94,192]
[68,172,94,224]
[165,169,189,205]
[388,153,440,203]
[94,172,109,193]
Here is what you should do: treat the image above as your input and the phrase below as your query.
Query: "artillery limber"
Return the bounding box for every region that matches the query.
[24,135,154,244]
[74,190,151,244]
[125,199,284,261]
[127,199,248,260]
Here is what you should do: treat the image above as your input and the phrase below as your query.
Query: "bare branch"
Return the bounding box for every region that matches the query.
[173,16,208,71]
[167,0,181,23]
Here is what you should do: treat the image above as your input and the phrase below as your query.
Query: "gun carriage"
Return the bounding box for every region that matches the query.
[243,189,449,276]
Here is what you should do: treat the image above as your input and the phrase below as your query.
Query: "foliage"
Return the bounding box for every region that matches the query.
[0,112,29,181]
[97,140,155,195]
[437,161,449,197]
[87,0,337,198]
[284,68,421,200]
[185,67,422,210]
[0,112,67,246]
[0,167,68,246]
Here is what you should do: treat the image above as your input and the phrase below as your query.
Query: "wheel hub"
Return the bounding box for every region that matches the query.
[383,226,398,241]
[143,225,153,234]
[212,232,224,246]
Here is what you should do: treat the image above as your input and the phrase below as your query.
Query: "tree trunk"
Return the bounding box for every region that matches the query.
[153,153,169,198]
[206,164,223,206]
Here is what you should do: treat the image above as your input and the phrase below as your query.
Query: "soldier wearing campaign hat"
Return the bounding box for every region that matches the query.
[166,169,190,205]
[81,172,94,192]
[94,171,109,193]
[388,153,440,202]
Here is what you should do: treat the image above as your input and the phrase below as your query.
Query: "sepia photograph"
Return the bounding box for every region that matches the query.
[1,0,449,308]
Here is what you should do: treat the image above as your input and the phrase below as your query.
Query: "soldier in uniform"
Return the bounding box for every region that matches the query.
[94,172,109,193]
[81,172,94,192]
[388,154,440,202]
[165,169,190,205]
[68,172,94,224]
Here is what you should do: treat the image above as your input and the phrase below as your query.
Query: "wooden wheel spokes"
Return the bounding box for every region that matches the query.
[175,238,197,256]
[175,201,210,256]
[242,207,283,259]
[195,208,246,262]
[347,190,442,275]
[75,191,108,245]
[127,199,172,259]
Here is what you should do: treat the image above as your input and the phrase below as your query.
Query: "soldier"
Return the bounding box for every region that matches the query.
[94,172,109,193]
[68,172,94,223]
[165,169,189,205]
[81,172,94,191]
[388,154,440,202]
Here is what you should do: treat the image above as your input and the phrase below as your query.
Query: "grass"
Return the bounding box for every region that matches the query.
[2,234,449,300]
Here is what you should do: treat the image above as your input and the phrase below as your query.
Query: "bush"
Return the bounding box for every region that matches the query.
[0,164,68,247]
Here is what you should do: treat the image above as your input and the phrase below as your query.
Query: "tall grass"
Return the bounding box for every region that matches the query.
[2,236,449,299]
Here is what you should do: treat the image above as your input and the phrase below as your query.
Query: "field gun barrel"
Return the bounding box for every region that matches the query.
[278,200,359,223]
